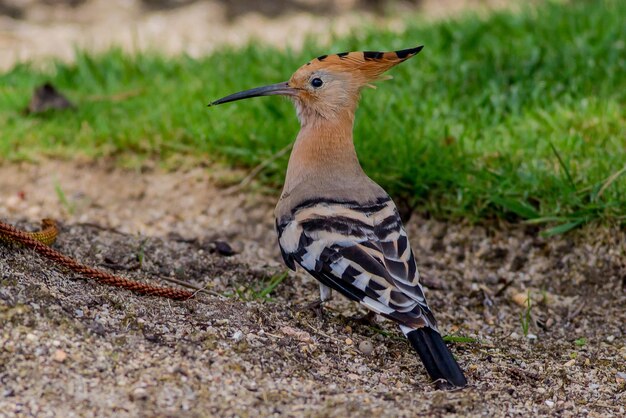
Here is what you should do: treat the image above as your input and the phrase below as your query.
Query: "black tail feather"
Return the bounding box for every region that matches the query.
[405,327,467,388]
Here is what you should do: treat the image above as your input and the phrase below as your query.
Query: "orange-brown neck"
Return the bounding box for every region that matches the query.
[282,109,365,194]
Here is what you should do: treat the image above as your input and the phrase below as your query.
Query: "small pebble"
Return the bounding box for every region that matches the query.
[345,338,353,345]
[52,349,67,363]
[616,371,626,383]
[280,326,312,343]
[545,400,555,408]
[232,330,243,342]
[358,340,374,355]
[214,241,236,256]
[512,292,530,307]
[564,359,576,367]
[130,387,148,401]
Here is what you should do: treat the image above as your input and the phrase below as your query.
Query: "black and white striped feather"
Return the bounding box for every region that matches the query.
[276,196,435,329]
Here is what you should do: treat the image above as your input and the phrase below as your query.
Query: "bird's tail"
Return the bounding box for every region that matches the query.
[402,326,467,388]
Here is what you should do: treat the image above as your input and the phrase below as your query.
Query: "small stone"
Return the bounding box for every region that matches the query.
[89,321,106,336]
[606,335,615,343]
[526,333,537,340]
[232,330,243,342]
[537,387,546,394]
[564,359,576,367]
[512,292,530,307]
[279,326,312,343]
[345,338,353,345]
[52,349,67,363]
[358,340,374,355]
[214,241,236,256]
[616,371,626,383]
[545,400,555,408]
[130,387,148,401]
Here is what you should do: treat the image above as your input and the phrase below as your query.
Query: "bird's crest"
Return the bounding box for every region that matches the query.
[301,46,423,84]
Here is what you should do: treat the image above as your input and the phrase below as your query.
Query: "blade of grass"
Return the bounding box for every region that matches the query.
[257,271,288,299]
[549,141,576,191]
[541,219,585,237]
[491,196,540,219]
[595,165,626,200]
[443,335,479,344]
[53,180,75,215]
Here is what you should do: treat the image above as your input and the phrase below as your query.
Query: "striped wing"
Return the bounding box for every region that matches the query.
[276,197,437,330]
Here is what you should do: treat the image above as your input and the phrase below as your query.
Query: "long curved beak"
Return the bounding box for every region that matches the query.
[209,81,296,106]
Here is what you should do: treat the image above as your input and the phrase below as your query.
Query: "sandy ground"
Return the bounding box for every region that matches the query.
[1,161,625,416]
[0,160,280,263]
[0,0,521,71]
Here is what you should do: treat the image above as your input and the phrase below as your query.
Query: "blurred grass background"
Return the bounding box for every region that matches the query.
[1,0,625,233]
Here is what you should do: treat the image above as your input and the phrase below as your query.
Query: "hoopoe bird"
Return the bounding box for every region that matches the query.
[210,46,467,388]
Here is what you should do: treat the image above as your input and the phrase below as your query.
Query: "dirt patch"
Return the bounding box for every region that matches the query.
[1,161,625,416]
[0,160,279,263]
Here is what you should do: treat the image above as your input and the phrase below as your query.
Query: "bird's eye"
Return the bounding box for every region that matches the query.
[310,78,323,88]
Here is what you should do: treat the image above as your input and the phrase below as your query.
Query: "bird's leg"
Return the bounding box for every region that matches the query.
[319,283,332,303]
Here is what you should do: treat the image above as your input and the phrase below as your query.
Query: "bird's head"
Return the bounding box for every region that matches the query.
[210,46,423,124]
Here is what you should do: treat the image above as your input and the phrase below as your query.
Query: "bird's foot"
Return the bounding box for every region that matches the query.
[350,311,377,326]
[298,299,326,321]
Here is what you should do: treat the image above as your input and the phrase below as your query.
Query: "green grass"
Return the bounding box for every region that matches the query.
[53,180,75,215]
[228,272,289,301]
[442,335,478,344]
[1,0,625,230]
[519,290,533,337]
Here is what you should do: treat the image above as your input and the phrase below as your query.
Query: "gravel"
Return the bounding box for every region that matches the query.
[1,162,625,416]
